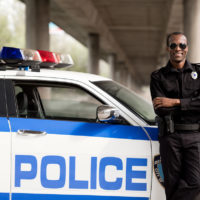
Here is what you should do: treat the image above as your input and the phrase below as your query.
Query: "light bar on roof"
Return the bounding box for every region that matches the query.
[37,50,74,68]
[37,50,57,67]
[0,47,73,70]
[0,47,41,66]
[54,53,74,68]
[21,49,41,62]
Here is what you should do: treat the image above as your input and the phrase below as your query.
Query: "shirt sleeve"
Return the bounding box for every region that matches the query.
[150,71,179,117]
[180,96,200,111]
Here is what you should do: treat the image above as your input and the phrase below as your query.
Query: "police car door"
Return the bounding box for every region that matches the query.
[8,78,151,200]
[0,79,12,200]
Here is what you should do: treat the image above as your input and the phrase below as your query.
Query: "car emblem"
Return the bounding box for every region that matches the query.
[191,71,198,79]
[154,155,164,187]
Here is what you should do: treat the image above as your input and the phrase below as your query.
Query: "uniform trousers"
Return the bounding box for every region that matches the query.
[160,131,200,200]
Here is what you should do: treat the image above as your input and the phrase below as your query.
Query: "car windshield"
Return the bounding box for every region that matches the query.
[93,81,156,124]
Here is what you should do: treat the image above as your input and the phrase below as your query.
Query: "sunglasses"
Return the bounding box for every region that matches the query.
[169,43,187,50]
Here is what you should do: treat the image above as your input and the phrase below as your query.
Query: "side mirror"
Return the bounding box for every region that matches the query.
[97,105,120,123]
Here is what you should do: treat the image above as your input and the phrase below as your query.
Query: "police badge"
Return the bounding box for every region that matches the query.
[154,155,164,187]
[191,71,198,80]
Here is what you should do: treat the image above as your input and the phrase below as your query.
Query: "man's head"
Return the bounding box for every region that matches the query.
[166,32,188,63]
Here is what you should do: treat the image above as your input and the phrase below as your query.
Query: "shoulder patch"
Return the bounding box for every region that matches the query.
[154,155,164,187]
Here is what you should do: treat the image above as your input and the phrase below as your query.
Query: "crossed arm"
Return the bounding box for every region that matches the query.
[150,75,181,116]
[150,73,200,116]
[153,97,180,110]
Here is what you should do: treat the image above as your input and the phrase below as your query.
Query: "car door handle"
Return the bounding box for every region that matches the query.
[17,130,47,136]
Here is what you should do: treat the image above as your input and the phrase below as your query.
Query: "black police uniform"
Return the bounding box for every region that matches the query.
[150,60,200,200]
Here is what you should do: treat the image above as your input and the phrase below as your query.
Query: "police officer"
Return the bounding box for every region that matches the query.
[150,32,200,200]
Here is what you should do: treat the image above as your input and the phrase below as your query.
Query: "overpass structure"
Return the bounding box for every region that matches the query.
[24,0,200,88]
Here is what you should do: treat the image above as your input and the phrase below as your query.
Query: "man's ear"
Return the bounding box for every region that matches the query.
[166,46,170,52]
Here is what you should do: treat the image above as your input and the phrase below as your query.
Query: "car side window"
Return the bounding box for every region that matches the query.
[14,81,103,121]
[38,86,102,120]
[15,85,44,119]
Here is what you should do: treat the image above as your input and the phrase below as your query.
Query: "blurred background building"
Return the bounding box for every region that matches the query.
[1,0,200,101]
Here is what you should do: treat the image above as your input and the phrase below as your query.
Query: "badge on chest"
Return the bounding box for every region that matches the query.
[191,71,198,79]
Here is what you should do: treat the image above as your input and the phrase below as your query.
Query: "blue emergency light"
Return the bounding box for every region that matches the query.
[0,47,23,60]
[0,47,73,71]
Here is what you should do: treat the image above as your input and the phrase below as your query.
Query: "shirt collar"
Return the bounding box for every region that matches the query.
[163,60,193,74]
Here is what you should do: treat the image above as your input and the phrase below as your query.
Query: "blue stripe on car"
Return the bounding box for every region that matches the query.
[0,117,10,132]
[0,192,9,200]
[12,193,149,200]
[144,127,159,141]
[9,118,150,140]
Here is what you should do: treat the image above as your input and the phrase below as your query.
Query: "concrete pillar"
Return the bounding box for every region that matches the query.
[127,72,138,92]
[127,71,133,89]
[122,66,128,86]
[117,62,126,85]
[113,62,120,83]
[184,0,200,62]
[26,0,50,50]
[107,53,117,79]
[88,33,99,74]
[125,68,129,87]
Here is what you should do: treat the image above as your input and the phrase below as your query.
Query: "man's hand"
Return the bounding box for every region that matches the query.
[153,97,180,109]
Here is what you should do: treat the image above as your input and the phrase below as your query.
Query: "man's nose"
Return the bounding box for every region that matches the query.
[175,44,181,50]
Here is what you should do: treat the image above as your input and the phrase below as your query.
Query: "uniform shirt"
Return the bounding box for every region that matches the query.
[150,60,200,124]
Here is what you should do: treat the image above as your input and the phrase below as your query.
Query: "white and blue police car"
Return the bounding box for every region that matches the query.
[0,47,164,200]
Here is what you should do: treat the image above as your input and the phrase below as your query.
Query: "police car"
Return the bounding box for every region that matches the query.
[0,47,164,200]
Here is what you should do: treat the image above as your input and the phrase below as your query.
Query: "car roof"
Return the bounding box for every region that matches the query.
[0,69,111,83]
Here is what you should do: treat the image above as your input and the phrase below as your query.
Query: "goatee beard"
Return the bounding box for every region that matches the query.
[174,60,183,63]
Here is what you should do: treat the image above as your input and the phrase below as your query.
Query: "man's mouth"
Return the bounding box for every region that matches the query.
[174,52,183,57]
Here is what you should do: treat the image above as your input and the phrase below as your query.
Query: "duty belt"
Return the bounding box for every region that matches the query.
[174,124,200,131]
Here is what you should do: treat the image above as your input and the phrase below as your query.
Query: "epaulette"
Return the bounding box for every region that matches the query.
[152,69,160,74]
[191,63,200,66]
[151,68,163,79]
[192,63,200,72]
[151,66,165,75]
